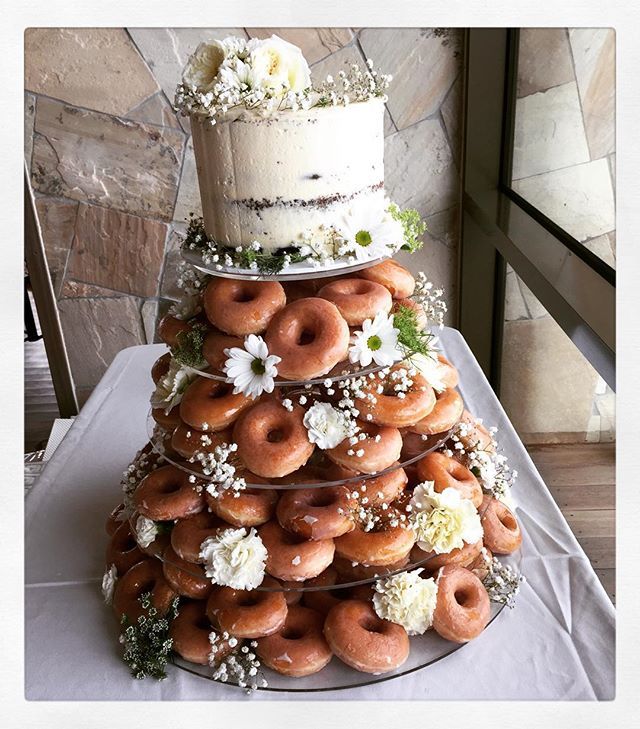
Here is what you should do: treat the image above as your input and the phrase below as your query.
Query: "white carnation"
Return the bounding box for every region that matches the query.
[101,564,118,605]
[373,569,438,635]
[247,35,311,93]
[150,358,198,413]
[409,348,447,393]
[303,402,354,450]
[182,41,226,91]
[199,527,267,590]
[134,515,159,549]
[409,483,483,554]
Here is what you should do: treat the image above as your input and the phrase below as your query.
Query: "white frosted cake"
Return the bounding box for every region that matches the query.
[191,99,385,251]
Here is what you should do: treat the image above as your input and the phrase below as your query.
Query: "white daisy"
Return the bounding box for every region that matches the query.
[349,312,403,367]
[336,203,404,262]
[223,334,281,399]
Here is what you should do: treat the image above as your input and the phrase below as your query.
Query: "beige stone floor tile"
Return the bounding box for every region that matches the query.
[34,197,78,298]
[173,138,202,223]
[60,281,122,298]
[160,224,187,302]
[512,273,548,319]
[384,118,457,219]
[127,28,247,103]
[383,107,397,137]
[245,28,353,65]
[500,317,599,437]
[126,91,182,130]
[583,234,616,268]
[504,269,529,321]
[513,82,590,179]
[25,93,35,167]
[25,29,159,116]
[569,28,615,159]
[141,299,160,344]
[512,159,615,242]
[359,28,460,130]
[517,28,575,98]
[31,97,184,221]
[440,76,462,167]
[310,44,366,83]
[424,206,459,250]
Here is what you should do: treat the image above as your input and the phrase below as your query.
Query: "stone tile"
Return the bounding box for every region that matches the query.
[384,119,458,218]
[173,137,201,223]
[512,159,615,242]
[310,44,366,82]
[160,224,187,301]
[359,28,460,130]
[424,206,459,249]
[396,240,457,326]
[569,29,615,159]
[127,28,247,103]
[141,298,159,344]
[60,280,121,298]
[58,296,145,389]
[513,82,590,179]
[608,153,615,192]
[582,234,616,269]
[383,107,397,137]
[66,203,167,297]
[25,93,36,166]
[245,28,353,65]
[34,197,78,297]
[24,28,159,116]
[126,91,182,130]
[516,29,575,98]
[500,317,599,440]
[31,97,184,221]
[440,75,462,167]
[504,268,529,321]
[517,275,549,320]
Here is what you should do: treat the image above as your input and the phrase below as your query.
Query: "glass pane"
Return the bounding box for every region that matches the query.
[501,263,615,444]
[511,28,616,270]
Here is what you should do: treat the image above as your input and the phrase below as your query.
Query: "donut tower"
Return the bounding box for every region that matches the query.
[102,35,523,690]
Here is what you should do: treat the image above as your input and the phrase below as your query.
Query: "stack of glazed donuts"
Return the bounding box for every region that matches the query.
[104,259,524,682]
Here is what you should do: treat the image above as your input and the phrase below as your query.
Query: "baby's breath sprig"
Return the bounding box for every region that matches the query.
[387,203,426,254]
[412,272,447,329]
[210,634,268,692]
[315,60,392,107]
[119,593,179,680]
[120,447,162,515]
[172,323,208,369]
[392,304,436,357]
[480,549,524,608]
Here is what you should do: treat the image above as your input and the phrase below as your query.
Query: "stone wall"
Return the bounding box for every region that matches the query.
[502,29,615,444]
[25,27,463,405]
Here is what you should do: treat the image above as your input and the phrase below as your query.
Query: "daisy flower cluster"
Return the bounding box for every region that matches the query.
[349,312,404,368]
[223,335,281,399]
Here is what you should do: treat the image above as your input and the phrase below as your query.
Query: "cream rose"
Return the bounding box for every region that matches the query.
[150,358,198,414]
[182,41,226,91]
[373,569,438,635]
[248,35,311,93]
[409,482,483,554]
[199,527,267,590]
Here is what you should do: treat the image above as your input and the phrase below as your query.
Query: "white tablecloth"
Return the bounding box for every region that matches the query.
[25,328,615,700]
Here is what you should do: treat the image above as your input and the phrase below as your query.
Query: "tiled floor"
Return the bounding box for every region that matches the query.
[527,442,615,604]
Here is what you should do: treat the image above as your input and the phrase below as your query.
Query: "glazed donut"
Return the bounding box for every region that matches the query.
[276,485,355,540]
[357,259,415,299]
[468,546,493,581]
[436,354,459,389]
[358,366,436,428]
[206,577,288,638]
[332,554,410,581]
[105,503,127,536]
[134,464,204,521]
[337,466,407,507]
[112,559,177,621]
[264,298,350,380]
[259,521,335,582]
[105,520,145,575]
[410,538,483,572]
[457,410,495,452]
[170,511,226,563]
[480,496,522,554]
[171,423,232,460]
[327,422,403,475]
[151,352,172,384]
[432,565,490,643]
[151,405,182,430]
[301,567,344,615]
[416,451,483,508]
[170,600,233,665]
[282,280,319,303]
[391,298,427,329]
[411,388,464,435]
[179,376,253,432]
[157,314,194,348]
[202,330,243,371]
[324,600,410,673]
[233,397,314,478]
[162,545,214,600]
[334,522,415,566]
[256,605,332,677]
[279,581,303,606]
[203,278,286,336]
[207,486,279,528]
[317,278,392,326]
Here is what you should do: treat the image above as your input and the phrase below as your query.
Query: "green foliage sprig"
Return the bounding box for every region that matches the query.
[392,303,434,356]
[172,323,207,368]
[388,203,427,253]
[119,593,179,680]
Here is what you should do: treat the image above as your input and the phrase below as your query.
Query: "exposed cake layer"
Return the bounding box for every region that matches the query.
[191,99,386,252]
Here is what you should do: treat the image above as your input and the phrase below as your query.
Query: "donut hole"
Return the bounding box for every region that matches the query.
[360,616,386,634]
[195,615,211,631]
[157,479,183,495]
[454,588,472,607]
[267,429,284,443]
[281,627,305,640]
[236,593,261,607]
[137,579,156,596]
[297,328,316,346]
[122,536,139,552]
[500,513,518,531]
[309,491,337,508]
[232,289,256,303]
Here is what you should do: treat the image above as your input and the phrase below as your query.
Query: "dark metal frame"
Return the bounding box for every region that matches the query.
[459,28,616,393]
